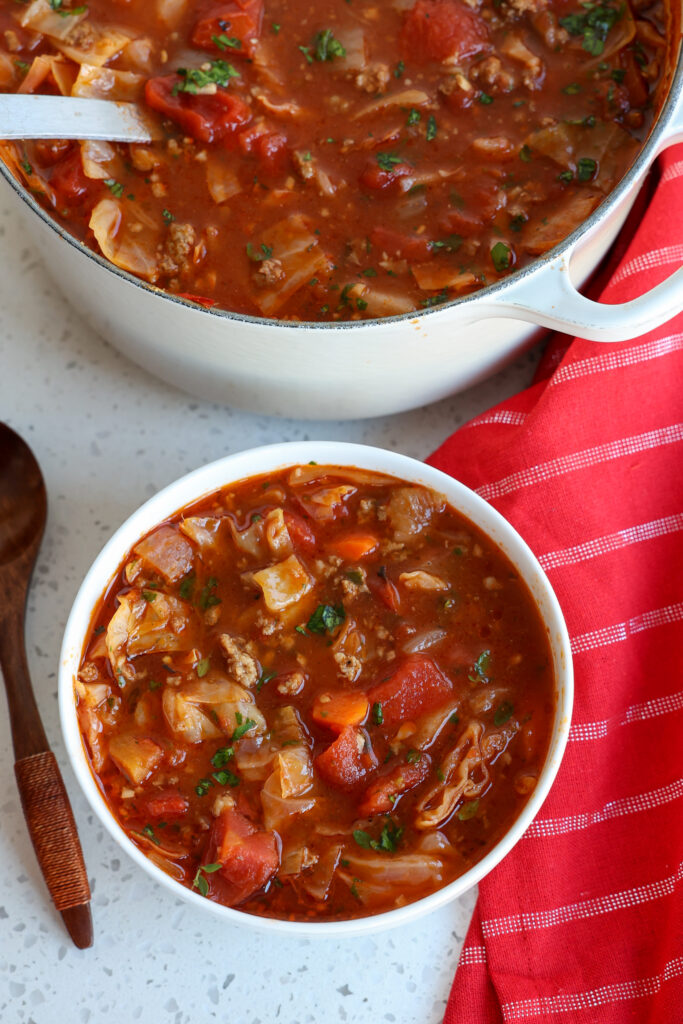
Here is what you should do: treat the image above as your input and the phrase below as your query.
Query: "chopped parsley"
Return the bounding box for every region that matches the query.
[577,156,597,181]
[192,862,222,897]
[405,749,421,764]
[491,242,512,272]
[376,151,402,172]
[196,657,210,678]
[232,710,256,742]
[49,0,87,14]
[272,22,281,33]
[407,108,421,126]
[394,60,405,78]
[494,701,515,726]
[559,3,623,57]
[211,745,235,768]
[345,568,364,585]
[149,679,162,691]
[179,573,195,600]
[313,28,346,61]
[195,778,213,797]
[420,290,448,308]
[174,60,239,95]
[141,588,157,602]
[457,799,480,821]
[212,33,242,50]
[212,769,240,787]
[478,92,493,105]
[198,576,221,610]
[141,823,160,845]
[562,82,582,95]
[256,669,276,692]
[470,649,491,682]
[372,701,384,726]
[162,208,175,224]
[246,242,274,262]
[426,115,438,141]
[558,169,575,183]
[104,179,124,198]
[430,234,462,254]
[519,144,533,162]
[307,603,345,634]
[353,818,403,853]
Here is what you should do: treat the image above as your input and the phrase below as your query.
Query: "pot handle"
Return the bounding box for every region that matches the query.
[485,253,683,343]
[484,102,683,342]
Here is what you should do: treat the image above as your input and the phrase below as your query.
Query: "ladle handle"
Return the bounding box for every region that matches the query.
[15,751,93,949]
[0,607,93,949]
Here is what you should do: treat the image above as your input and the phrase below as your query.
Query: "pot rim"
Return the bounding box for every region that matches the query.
[58,440,573,937]
[1,43,681,332]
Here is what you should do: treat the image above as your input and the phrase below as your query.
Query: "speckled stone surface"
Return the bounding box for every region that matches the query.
[0,192,543,1024]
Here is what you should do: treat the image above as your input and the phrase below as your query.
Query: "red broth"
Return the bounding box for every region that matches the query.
[0,0,672,320]
[74,465,555,921]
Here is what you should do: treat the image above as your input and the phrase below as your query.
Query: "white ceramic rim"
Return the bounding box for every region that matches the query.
[59,441,574,937]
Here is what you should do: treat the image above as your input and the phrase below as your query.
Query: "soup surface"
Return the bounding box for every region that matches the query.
[75,464,555,920]
[0,0,671,320]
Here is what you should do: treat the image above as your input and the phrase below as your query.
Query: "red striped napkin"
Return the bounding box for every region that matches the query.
[429,143,683,1023]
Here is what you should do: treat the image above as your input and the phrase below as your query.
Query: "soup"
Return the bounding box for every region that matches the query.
[0,0,671,320]
[74,464,555,920]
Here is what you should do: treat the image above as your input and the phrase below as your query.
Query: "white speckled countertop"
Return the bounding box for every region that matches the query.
[0,192,542,1024]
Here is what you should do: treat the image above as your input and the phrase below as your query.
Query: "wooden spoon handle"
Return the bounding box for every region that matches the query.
[15,750,93,948]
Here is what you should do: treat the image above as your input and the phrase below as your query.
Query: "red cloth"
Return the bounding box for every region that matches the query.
[429,144,683,1023]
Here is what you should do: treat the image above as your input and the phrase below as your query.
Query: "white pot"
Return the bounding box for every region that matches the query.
[59,441,573,937]
[3,67,683,419]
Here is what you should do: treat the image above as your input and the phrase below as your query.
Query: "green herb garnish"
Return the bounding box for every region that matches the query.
[491,242,512,272]
[174,59,239,94]
[494,701,515,726]
[457,799,480,821]
[307,603,345,634]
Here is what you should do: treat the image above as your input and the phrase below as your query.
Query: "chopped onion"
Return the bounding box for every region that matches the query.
[401,628,447,653]
[353,89,431,120]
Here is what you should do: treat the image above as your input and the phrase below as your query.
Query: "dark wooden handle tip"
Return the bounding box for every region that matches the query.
[14,751,92,919]
[61,903,94,949]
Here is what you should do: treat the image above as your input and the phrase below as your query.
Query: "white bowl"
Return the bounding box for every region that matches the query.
[59,441,573,936]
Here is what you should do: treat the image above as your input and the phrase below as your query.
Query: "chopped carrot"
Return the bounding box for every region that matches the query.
[311,690,370,733]
[330,532,380,561]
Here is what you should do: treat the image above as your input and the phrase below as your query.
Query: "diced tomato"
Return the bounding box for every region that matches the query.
[192,0,264,58]
[439,207,484,237]
[144,789,189,818]
[283,510,316,552]
[360,160,412,192]
[369,572,401,612]
[255,131,289,175]
[49,149,92,202]
[205,807,278,906]
[34,139,74,169]
[312,690,370,734]
[367,655,453,726]
[145,75,251,144]
[178,292,220,308]
[440,176,503,235]
[401,0,489,64]
[358,756,431,817]
[371,226,432,263]
[314,726,377,791]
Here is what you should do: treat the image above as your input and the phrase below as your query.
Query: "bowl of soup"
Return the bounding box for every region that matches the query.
[0,0,682,416]
[59,441,573,934]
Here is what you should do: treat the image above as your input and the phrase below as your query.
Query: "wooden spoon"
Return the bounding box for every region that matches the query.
[0,94,162,143]
[0,423,93,949]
